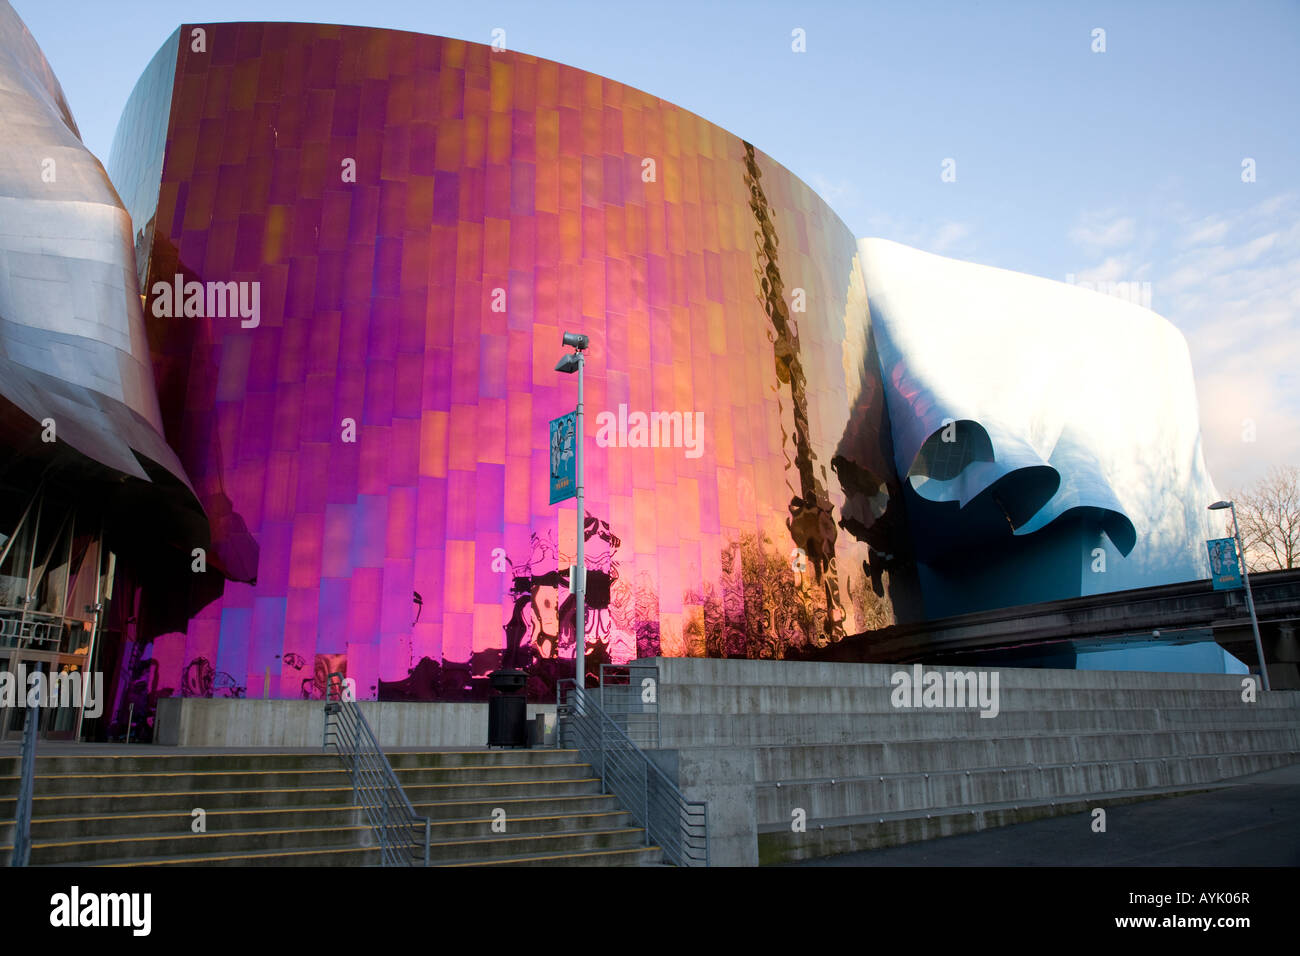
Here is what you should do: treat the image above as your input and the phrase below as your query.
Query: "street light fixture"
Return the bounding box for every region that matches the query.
[556,332,588,690]
[1208,499,1270,691]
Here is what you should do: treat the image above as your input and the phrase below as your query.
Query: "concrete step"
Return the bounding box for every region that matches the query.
[654,659,1300,694]
[4,799,632,844]
[412,793,621,820]
[6,804,366,841]
[7,811,643,864]
[752,729,1300,779]
[660,684,1300,716]
[0,748,584,776]
[0,768,353,797]
[21,821,373,865]
[756,782,1231,864]
[0,785,358,817]
[421,826,649,862]
[754,749,1298,822]
[0,746,656,867]
[658,708,1299,746]
[79,842,665,867]
[424,809,634,841]
[0,763,601,798]
[444,845,666,866]
[0,776,609,817]
[399,776,605,803]
[60,845,384,867]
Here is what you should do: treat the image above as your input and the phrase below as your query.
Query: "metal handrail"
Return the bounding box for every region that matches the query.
[599,662,660,748]
[322,672,430,866]
[558,679,708,866]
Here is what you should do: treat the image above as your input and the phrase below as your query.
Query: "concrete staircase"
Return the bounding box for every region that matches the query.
[645,658,1300,864]
[0,748,663,866]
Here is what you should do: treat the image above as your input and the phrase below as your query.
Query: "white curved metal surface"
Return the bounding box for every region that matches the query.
[859,236,1221,595]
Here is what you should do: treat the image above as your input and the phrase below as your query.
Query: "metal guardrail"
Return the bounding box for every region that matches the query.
[558,678,708,866]
[599,662,660,748]
[322,672,430,866]
[8,697,38,866]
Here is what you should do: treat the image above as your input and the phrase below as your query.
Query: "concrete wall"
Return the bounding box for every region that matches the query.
[637,657,1300,865]
[155,698,557,749]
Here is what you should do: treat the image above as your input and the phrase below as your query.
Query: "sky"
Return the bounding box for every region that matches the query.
[13,0,1299,496]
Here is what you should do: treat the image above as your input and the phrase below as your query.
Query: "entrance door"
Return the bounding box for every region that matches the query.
[0,650,90,741]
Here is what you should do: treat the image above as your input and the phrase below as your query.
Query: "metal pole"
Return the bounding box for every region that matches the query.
[352,710,360,803]
[1231,501,1271,691]
[643,761,649,846]
[575,350,585,691]
[10,692,38,866]
[20,494,43,648]
[74,521,104,741]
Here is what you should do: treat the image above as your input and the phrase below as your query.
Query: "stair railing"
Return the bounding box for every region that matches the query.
[322,672,430,866]
[557,678,708,866]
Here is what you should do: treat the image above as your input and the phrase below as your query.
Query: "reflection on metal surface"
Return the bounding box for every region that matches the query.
[1,11,1233,718]
[101,22,910,706]
[859,237,1221,616]
[743,141,847,648]
[0,2,190,493]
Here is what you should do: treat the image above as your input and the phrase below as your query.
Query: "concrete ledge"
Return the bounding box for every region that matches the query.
[155,698,557,749]
[756,787,1225,864]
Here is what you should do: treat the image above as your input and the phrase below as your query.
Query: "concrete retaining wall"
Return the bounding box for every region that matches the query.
[638,657,1300,865]
[155,698,557,749]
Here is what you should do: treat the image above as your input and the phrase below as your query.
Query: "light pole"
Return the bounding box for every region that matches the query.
[1209,500,1270,691]
[555,332,588,690]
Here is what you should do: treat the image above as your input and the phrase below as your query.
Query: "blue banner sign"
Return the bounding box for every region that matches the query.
[549,411,577,504]
[1206,537,1242,591]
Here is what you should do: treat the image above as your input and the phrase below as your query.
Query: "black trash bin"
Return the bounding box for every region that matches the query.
[487,669,529,748]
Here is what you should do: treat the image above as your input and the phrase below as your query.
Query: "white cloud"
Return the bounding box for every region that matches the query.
[1069,210,1137,249]
[1063,193,1300,491]
[1160,198,1300,490]
[931,221,971,254]
[1071,255,1147,285]
[808,173,861,209]
[1182,215,1229,246]
[861,215,974,257]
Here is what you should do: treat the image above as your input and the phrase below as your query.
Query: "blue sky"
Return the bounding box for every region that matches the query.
[14,0,1299,493]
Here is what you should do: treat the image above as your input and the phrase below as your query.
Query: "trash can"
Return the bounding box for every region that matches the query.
[487,669,529,748]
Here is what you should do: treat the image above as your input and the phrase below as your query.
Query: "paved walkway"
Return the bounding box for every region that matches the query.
[795,763,1300,866]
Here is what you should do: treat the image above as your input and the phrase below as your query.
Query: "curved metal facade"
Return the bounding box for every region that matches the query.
[0,3,190,492]
[859,238,1220,619]
[106,23,913,703]
[0,17,1223,714]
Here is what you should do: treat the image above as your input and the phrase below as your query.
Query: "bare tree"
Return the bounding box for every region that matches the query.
[1227,465,1300,572]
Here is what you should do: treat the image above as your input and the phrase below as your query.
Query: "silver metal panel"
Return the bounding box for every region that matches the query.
[859,236,1221,591]
[0,1,191,491]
